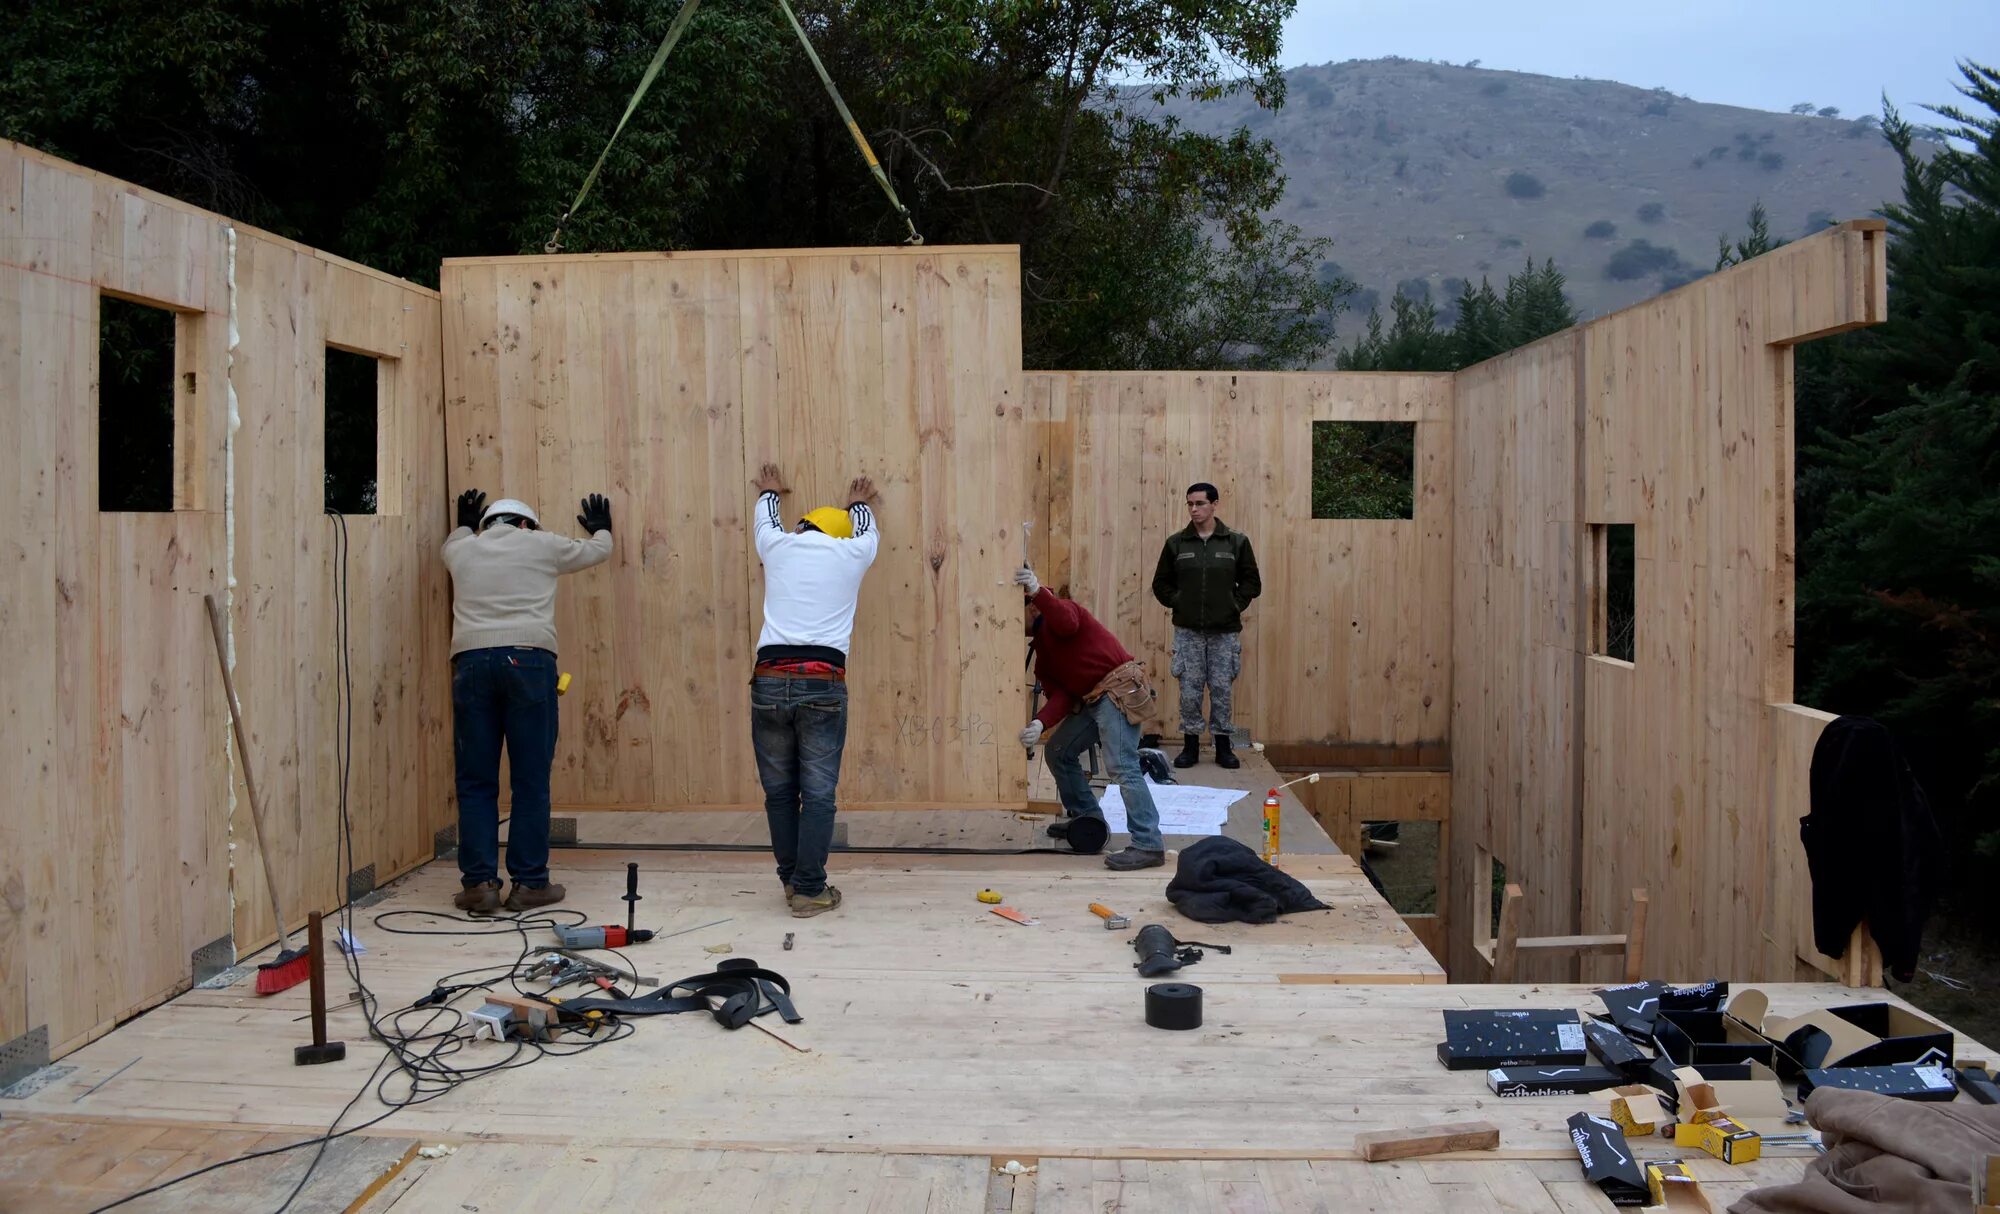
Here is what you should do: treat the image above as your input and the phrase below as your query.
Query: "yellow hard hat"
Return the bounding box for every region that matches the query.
[800,506,853,539]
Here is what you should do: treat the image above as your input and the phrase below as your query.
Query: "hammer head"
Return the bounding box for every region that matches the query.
[1103,914,1129,930]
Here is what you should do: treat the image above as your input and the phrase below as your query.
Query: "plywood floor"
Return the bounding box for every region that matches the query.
[1,841,1985,1213]
[562,746,1339,855]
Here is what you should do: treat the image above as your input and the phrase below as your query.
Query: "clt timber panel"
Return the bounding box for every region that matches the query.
[1451,221,1888,983]
[0,141,451,1055]
[439,248,1030,810]
[1027,371,1453,752]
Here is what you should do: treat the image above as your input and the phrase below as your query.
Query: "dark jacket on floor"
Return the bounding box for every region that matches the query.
[1151,521,1261,633]
[1730,1087,2000,1214]
[1165,836,1328,924]
[1801,716,1943,981]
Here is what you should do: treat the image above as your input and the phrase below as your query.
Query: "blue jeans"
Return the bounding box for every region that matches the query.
[751,675,848,897]
[1045,696,1163,851]
[452,646,559,888]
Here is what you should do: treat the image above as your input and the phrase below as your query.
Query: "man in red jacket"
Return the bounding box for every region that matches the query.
[1012,565,1165,870]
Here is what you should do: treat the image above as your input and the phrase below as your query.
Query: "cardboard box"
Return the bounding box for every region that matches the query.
[1646,1161,1717,1212]
[1725,990,1954,1076]
[1596,980,1727,1040]
[1567,1112,1650,1206]
[1604,1085,1669,1137]
[1798,1064,1959,1102]
[1673,1115,1761,1164]
[1584,1015,1654,1078]
[1437,1009,1588,1070]
[1485,1065,1624,1097]
[1647,1056,1762,1108]
[1653,1010,1778,1069]
[1670,1062,1794,1136]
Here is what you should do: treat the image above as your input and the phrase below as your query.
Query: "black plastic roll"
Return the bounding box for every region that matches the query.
[1067,815,1108,855]
[1145,982,1202,1030]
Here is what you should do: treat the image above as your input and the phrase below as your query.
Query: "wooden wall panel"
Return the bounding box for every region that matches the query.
[1452,221,1888,983]
[439,248,1029,810]
[1028,371,1453,752]
[0,141,449,1056]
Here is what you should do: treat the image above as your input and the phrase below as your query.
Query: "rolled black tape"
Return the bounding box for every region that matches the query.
[1067,815,1108,855]
[1146,982,1202,1030]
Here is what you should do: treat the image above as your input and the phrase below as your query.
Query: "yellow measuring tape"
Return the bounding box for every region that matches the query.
[546,0,922,253]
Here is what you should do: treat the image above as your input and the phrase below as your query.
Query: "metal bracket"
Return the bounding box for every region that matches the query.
[549,817,577,845]
[346,864,377,903]
[434,824,458,859]
[0,1025,51,1091]
[191,934,236,986]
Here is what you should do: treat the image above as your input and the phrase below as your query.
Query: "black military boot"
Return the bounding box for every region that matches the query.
[1173,732,1201,768]
[1214,733,1241,769]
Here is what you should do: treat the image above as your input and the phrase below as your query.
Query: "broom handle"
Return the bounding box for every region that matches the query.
[204,594,296,954]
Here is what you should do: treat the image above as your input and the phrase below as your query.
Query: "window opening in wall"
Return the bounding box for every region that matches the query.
[1590,523,1636,662]
[325,347,380,514]
[99,296,179,512]
[1311,420,1416,519]
[1359,820,1440,914]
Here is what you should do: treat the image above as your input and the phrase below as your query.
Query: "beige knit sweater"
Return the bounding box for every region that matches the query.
[441,523,612,656]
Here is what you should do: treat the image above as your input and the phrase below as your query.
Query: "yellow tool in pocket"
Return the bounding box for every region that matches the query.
[557,672,572,696]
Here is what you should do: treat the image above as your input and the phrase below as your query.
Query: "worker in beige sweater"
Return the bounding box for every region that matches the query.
[442,489,613,913]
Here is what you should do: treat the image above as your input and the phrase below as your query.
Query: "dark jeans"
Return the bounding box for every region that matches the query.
[750,674,848,898]
[452,646,559,888]
[1045,695,1163,851]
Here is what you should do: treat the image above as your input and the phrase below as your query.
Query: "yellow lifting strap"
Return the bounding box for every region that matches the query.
[545,0,922,254]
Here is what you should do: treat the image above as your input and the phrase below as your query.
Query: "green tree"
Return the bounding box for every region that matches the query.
[0,0,1322,374]
[1716,201,1782,269]
[1795,63,2000,916]
[1335,289,1453,371]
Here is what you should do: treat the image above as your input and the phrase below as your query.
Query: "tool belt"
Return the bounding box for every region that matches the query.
[561,959,801,1030]
[1085,659,1156,726]
[753,659,845,682]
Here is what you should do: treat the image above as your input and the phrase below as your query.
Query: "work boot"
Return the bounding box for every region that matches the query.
[1045,818,1071,839]
[1103,847,1166,871]
[1214,733,1241,770]
[1173,733,1201,768]
[789,885,843,918]
[783,883,794,901]
[504,881,566,912]
[453,880,502,914]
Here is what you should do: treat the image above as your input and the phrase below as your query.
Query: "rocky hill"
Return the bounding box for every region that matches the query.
[1152,58,1913,338]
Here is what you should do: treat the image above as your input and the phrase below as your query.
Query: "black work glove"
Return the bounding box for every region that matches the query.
[578,493,612,534]
[457,488,486,531]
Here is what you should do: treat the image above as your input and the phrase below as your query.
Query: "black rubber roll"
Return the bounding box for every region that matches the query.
[1066,814,1108,855]
[1145,982,1202,1030]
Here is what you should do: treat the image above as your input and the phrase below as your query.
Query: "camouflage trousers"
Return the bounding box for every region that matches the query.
[1171,627,1242,737]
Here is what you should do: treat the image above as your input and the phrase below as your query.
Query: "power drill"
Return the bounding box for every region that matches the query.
[550,862,653,949]
[552,923,653,949]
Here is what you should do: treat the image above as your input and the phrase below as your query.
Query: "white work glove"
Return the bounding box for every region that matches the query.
[1019,720,1044,748]
[1012,565,1041,595]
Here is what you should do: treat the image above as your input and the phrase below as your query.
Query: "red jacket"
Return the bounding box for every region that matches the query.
[1028,588,1135,730]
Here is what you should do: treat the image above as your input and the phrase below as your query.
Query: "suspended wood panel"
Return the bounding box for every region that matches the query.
[439,248,1030,810]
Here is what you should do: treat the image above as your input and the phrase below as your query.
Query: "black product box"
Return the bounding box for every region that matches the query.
[1799,1064,1959,1102]
[1487,1065,1625,1097]
[1585,1016,1654,1079]
[1436,1009,1588,1070]
[1822,1003,1955,1069]
[1653,1010,1777,1069]
[1960,1067,2000,1105]
[1597,981,1728,1040]
[1567,1111,1650,1206]
[1644,1058,1760,1110]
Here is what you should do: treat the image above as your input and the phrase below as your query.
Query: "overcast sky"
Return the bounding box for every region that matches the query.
[1282,1,1997,123]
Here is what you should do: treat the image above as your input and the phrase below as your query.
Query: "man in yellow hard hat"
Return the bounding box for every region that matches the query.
[750,463,881,917]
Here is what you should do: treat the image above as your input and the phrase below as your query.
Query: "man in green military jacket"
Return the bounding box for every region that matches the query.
[1151,482,1261,769]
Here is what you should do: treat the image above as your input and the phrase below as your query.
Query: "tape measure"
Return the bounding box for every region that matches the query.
[557,672,572,696]
[976,889,1002,904]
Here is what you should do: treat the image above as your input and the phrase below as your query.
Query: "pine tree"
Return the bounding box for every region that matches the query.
[1716,201,1781,269]
[1451,278,1506,367]
[1335,290,1453,371]
[1796,62,2000,916]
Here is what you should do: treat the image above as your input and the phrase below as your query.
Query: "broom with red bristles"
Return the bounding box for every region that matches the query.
[205,594,312,995]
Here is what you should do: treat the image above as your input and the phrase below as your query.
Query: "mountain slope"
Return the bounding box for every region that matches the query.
[1154,58,1913,340]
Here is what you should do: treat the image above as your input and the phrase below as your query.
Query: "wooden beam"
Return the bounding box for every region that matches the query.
[1354,1122,1501,1162]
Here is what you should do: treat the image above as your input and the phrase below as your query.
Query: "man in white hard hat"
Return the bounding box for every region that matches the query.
[442,488,613,913]
[749,462,881,918]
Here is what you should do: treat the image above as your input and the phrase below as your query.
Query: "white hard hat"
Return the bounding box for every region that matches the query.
[481,498,540,527]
